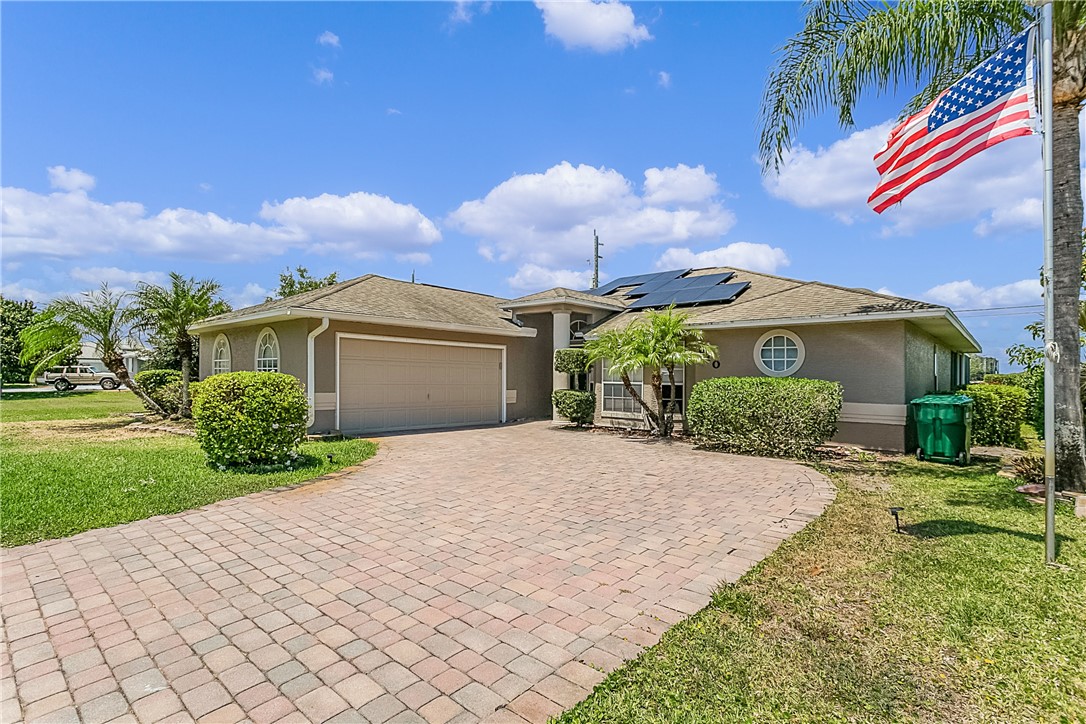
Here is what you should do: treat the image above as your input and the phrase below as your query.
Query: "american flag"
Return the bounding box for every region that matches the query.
[869,28,1037,214]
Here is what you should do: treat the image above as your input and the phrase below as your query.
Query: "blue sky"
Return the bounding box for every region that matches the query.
[4,1,1079,368]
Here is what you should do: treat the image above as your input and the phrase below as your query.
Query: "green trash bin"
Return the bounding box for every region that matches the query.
[910,394,973,465]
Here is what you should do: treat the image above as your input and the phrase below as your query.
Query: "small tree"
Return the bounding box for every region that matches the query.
[20,284,165,414]
[135,273,230,417]
[584,306,717,437]
[1,297,38,384]
[266,266,338,301]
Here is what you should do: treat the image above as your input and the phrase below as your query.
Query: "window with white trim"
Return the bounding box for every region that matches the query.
[662,365,685,413]
[255,328,280,372]
[602,361,643,413]
[212,334,231,375]
[754,329,805,377]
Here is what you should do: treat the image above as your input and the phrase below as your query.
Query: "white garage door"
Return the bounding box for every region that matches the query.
[338,337,503,433]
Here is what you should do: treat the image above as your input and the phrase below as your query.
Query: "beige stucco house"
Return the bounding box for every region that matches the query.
[191,267,979,451]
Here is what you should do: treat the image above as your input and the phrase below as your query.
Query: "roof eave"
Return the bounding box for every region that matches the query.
[585,307,980,352]
[501,297,624,313]
[190,307,538,338]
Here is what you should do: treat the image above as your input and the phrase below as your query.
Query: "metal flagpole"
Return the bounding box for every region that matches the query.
[1039,1,1057,565]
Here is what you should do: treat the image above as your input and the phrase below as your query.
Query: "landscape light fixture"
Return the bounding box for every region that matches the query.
[888,507,905,534]
[327,454,334,463]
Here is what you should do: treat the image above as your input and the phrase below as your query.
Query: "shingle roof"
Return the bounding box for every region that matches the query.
[504,287,628,309]
[195,274,525,333]
[590,267,942,333]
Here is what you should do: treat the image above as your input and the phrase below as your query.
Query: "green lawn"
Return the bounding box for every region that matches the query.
[557,456,1086,723]
[1,391,377,547]
[1,389,144,421]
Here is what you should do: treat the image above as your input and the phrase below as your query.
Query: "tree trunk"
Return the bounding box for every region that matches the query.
[179,336,192,418]
[621,374,660,435]
[648,369,668,437]
[1051,102,1085,492]
[101,350,166,416]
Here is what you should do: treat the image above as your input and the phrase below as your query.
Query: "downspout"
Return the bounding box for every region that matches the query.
[307,317,330,427]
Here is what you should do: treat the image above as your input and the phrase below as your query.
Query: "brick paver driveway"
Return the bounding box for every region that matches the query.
[1,422,833,724]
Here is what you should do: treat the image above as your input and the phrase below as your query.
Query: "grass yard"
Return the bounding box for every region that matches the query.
[558,456,1086,723]
[1,390,377,547]
[1,389,144,421]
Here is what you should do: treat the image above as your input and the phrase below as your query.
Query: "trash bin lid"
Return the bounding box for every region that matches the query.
[909,393,973,406]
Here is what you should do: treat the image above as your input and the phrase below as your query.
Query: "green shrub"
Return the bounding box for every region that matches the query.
[148,380,203,416]
[985,370,1044,434]
[687,377,842,458]
[552,390,595,426]
[192,372,308,468]
[133,369,183,414]
[965,383,1029,447]
[554,348,590,375]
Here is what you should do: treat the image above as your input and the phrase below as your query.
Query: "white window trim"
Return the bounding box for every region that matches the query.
[255,327,280,373]
[602,361,643,414]
[754,329,805,377]
[212,334,231,375]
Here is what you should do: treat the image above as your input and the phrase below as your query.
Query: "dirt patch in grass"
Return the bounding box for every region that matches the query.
[3,416,170,445]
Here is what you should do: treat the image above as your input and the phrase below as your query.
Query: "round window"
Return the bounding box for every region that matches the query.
[754,329,805,377]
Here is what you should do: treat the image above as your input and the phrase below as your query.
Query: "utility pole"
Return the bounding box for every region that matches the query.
[590,230,603,289]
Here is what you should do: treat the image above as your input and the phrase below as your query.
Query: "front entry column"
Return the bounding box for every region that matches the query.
[552,310,571,421]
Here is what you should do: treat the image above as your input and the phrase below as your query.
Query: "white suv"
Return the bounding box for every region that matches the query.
[36,365,121,391]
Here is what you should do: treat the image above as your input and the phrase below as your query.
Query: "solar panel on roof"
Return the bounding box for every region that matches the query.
[693,281,749,304]
[684,272,734,288]
[589,269,689,296]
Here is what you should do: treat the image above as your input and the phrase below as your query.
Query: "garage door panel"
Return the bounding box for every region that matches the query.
[339,338,502,434]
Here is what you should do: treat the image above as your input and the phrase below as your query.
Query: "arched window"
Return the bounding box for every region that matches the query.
[255,328,280,373]
[212,335,231,375]
[754,329,805,377]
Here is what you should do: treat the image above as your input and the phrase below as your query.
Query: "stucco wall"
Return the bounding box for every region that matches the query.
[593,320,913,450]
[197,320,309,381]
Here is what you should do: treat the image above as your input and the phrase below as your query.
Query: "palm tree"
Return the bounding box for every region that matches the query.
[585,306,718,437]
[759,0,1086,491]
[135,273,230,417]
[20,284,165,414]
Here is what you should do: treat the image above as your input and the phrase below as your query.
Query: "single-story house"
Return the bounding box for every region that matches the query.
[191,267,979,451]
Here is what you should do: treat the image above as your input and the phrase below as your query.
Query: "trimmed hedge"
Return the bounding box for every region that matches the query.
[133,369,183,414]
[552,390,595,426]
[687,377,842,458]
[192,372,308,468]
[149,380,202,416]
[554,348,590,375]
[985,370,1044,434]
[964,383,1028,447]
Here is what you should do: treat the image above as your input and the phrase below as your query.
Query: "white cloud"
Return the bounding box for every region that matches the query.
[312,67,334,85]
[535,0,652,53]
[762,117,1077,237]
[227,283,271,309]
[448,161,736,272]
[923,278,1040,309]
[47,166,96,192]
[449,1,492,25]
[69,267,166,289]
[0,280,51,305]
[2,167,441,263]
[655,242,790,274]
[259,191,440,256]
[642,163,718,206]
[317,31,340,48]
[386,108,402,116]
[395,252,432,265]
[508,264,595,291]
[974,197,1041,236]
[198,182,213,193]
[657,71,670,89]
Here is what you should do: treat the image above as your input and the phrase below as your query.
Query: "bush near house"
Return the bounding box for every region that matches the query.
[687,377,842,459]
[192,372,308,468]
[965,383,1029,448]
[985,371,1044,434]
[553,348,590,375]
[134,369,187,415]
[552,389,595,427]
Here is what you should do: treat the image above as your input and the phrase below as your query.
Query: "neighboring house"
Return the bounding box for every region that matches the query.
[78,340,148,377]
[969,354,1000,381]
[192,267,979,451]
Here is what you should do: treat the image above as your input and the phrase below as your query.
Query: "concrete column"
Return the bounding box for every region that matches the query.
[552,310,571,420]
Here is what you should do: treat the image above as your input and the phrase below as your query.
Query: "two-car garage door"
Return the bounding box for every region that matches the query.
[338,336,503,434]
